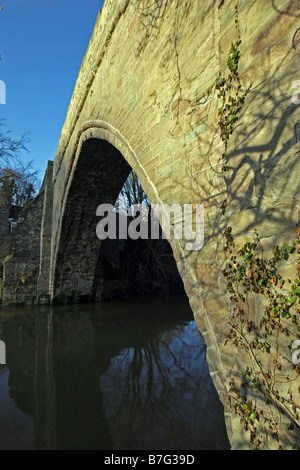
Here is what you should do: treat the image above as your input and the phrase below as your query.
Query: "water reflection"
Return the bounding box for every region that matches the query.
[100,322,227,450]
[0,296,230,450]
[0,367,34,450]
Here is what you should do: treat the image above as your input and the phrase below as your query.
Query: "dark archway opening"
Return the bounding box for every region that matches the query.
[54,138,184,304]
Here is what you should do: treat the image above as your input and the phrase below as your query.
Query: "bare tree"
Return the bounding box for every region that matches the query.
[115,170,149,213]
[0,166,38,211]
[0,124,39,211]
[113,170,183,296]
[0,121,29,168]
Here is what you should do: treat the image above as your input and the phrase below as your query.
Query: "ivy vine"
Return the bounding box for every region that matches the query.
[223,227,300,448]
[216,5,251,171]
[217,6,300,449]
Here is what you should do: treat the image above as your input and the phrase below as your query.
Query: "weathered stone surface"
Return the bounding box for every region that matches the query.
[0,190,44,305]
[0,207,9,242]
[37,161,54,304]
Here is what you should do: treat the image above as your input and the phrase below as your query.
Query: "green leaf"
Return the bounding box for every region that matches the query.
[282,242,293,253]
[249,412,258,423]
[286,422,294,431]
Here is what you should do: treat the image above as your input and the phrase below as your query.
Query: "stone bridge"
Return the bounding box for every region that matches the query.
[1,0,300,450]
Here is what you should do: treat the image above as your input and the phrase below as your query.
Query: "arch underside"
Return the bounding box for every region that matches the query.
[53,136,184,303]
[53,138,131,303]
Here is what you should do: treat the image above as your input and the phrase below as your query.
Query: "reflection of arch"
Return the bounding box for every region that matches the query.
[0,340,6,364]
[51,122,186,303]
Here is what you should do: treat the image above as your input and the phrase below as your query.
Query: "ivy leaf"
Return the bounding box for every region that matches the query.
[282,242,293,253]
[249,412,258,423]
[288,296,298,305]
[286,422,294,431]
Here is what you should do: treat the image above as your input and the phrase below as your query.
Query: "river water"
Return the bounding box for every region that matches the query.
[0,295,230,450]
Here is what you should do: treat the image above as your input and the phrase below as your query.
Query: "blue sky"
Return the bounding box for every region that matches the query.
[0,0,104,183]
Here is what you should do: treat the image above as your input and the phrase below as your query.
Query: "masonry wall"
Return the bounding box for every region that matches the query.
[0,192,44,305]
[53,139,131,303]
[0,207,9,242]
[37,161,54,304]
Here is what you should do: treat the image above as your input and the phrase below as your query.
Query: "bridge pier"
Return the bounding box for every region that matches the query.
[37,161,54,305]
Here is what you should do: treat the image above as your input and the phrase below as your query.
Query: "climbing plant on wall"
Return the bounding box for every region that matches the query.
[223,227,300,448]
[215,6,250,172]
[217,6,300,449]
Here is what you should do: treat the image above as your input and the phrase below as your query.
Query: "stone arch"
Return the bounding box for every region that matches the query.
[51,122,188,303]
[50,120,230,443]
